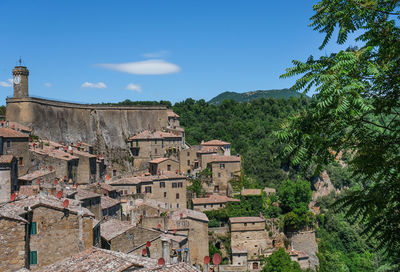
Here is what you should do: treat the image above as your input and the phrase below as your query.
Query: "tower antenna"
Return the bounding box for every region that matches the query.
[18,57,22,66]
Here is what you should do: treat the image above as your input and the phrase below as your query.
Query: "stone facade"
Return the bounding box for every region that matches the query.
[149,158,179,175]
[73,150,97,184]
[206,156,241,195]
[0,155,18,203]
[0,217,27,272]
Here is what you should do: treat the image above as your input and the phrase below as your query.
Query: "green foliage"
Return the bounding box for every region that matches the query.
[99,99,172,107]
[262,248,302,272]
[172,97,310,189]
[187,179,205,197]
[276,0,400,261]
[208,89,306,105]
[208,242,222,264]
[278,180,312,213]
[204,209,230,227]
[227,194,265,217]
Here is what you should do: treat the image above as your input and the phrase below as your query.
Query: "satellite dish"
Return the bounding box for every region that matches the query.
[63,199,69,208]
[56,191,63,199]
[146,241,151,247]
[10,193,16,202]
[204,256,210,265]
[180,213,183,218]
[37,179,41,185]
[173,229,177,234]
[49,165,53,171]
[212,253,221,265]
[157,224,161,229]
[54,179,58,185]
[142,249,147,256]
[158,258,165,266]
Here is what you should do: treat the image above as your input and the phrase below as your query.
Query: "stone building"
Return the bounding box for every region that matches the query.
[192,194,240,212]
[0,154,18,203]
[178,145,201,176]
[101,195,121,219]
[205,155,241,195]
[0,194,94,269]
[18,169,56,187]
[149,157,179,175]
[128,130,183,170]
[72,149,97,184]
[0,126,30,175]
[200,139,231,156]
[110,172,188,210]
[75,189,102,219]
[230,217,272,271]
[100,219,136,253]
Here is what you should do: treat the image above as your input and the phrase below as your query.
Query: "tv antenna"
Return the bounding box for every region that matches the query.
[18,57,22,66]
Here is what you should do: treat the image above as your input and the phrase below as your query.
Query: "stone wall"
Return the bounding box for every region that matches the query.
[287,230,319,270]
[6,97,168,172]
[231,230,272,260]
[29,206,93,268]
[0,218,26,272]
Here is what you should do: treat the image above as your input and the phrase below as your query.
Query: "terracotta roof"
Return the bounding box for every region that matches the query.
[72,149,97,158]
[0,203,28,222]
[148,157,169,164]
[129,130,182,140]
[1,194,94,217]
[0,127,29,138]
[36,247,157,272]
[8,121,32,133]
[131,199,169,210]
[229,217,265,223]
[18,185,39,197]
[100,183,116,192]
[0,154,14,164]
[192,195,240,205]
[18,169,55,181]
[30,144,79,161]
[196,146,221,154]
[167,110,180,118]
[210,155,241,163]
[201,140,230,146]
[110,173,186,186]
[76,189,101,201]
[101,219,135,241]
[241,189,262,196]
[138,262,200,272]
[101,196,121,210]
[170,209,209,223]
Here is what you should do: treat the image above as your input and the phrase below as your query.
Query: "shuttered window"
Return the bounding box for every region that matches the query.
[30,222,37,235]
[30,251,37,265]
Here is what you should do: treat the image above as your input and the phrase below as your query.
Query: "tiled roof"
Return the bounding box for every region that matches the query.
[196,146,221,154]
[18,185,39,197]
[0,127,29,138]
[170,209,209,223]
[0,203,28,222]
[101,196,121,210]
[0,154,14,164]
[8,121,32,133]
[201,140,230,146]
[241,189,262,196]
[229,217,265,223]
[1,194,94,217]
[30,144,79,161]
[101,219,136,241]
[18,169,55,181]
[129,130,182,140]
[110,173,186,186]
[36,247,158,272]
[131,199,169,210]
[71,149,97,158]
[231,247,248,254]
[192,195,240,205]
[167,110,180,118]
[148,157,169,164]
[100,183,116,192]
[76,189,101,201]
[210,155,241,163]
[138,262,200,272]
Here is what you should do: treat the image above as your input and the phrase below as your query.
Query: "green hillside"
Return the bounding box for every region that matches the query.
[208,89,305,105]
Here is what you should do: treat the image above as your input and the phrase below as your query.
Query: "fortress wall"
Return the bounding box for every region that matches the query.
[6,97,169,172]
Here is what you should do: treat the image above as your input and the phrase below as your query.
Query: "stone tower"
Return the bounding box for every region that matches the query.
[12,65,29,98]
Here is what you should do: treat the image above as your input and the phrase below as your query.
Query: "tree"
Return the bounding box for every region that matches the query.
[278,180,312,213]
[262,248,302,272]
[276,0,400,261]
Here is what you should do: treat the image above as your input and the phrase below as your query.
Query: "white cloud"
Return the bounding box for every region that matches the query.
[81,82,107,89]
[97,60,181,75]
[0,79,12,87]
[142,50,170,58]
[126,83,142,92]
[44,82,52,88]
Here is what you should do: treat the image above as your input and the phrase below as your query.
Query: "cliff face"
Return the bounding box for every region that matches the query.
[6,97,169,172]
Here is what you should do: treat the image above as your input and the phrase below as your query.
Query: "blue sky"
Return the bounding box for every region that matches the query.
[0,1,358,104]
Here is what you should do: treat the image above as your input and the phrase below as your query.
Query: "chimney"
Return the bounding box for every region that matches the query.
[161,235,169,264]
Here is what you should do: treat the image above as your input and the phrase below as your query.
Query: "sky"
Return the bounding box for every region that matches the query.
[0,1,359,104]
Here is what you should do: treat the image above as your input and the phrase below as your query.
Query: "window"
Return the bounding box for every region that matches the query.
[160,182,165,188]
[30,222,37,235]
[244,223,247,226]
[135,140,139,147]
[155,140,157,144]
[164,192,167,198]
[131,147,139,156]
[187,160,190,166]
[113,169,117,177]
[220,204,223,207]
[253,263,259,269]
[6,140,10,148]
[214,186,219,192]
[176,193,179,199]
[172,183,177,188]
[30,251,37,265]
[218,173,221,178]
[204,205,206,208]
[211,204,213,208]
[124,190,128,195]
[155,148,158,154]
[19,157,23,166]
[178,182,183,188]
[220,163,225,169]
[130,201,133,206]
[129,233,133,240]
[230,172,234,178]
[136,187,141,194]
[145,186,152,193]
[167,164,171,171]
[187,151,190,156]
[177,203,179,208]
